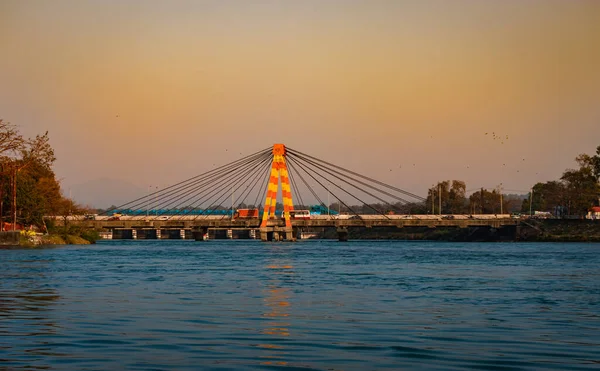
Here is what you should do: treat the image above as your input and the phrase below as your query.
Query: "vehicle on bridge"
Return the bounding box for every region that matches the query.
[274,210,311,220]
[290,210,311,220]
[234,209,260,219]
[309,205,339,216]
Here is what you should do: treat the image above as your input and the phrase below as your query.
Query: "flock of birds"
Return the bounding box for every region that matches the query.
[383,131,537,175]
[485,131,508,144]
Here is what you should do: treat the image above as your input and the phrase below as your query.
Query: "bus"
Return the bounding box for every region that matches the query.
[289,210,310,220]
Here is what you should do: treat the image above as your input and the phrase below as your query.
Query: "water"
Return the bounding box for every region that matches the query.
[1,240,599,370]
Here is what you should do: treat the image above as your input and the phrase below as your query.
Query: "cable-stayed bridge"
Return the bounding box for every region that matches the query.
[69,144,517,241]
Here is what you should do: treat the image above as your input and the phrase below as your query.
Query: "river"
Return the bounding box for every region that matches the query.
[1,240,599,370]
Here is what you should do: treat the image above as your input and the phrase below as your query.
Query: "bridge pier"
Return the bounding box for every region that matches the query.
[285,228,296,242]
[161,229,184,239]
[260,229,270,241]
[135,229,158,239]
[192,227,208,241]
[112,229,133,240]
[259,227,296,242]
[337,227,349,242]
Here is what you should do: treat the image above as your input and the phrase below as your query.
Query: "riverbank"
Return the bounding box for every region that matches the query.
[0,231,95,247]
[531,219,600,242]
[38,234,92,245]
[316,219,600,242]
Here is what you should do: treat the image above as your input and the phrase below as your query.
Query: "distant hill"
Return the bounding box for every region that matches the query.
[66,178,145,209]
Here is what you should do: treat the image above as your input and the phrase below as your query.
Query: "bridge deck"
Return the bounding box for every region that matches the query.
[68,216,519,230]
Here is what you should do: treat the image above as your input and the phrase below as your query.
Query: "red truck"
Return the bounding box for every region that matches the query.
[234,209,260,219]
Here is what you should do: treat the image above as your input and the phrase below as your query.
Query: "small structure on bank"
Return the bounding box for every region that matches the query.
[587,206,600,220]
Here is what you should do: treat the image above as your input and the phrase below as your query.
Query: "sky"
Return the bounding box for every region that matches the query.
[1,0,599,206]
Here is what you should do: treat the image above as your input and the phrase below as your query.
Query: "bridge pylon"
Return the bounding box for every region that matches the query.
[259,144,295,241]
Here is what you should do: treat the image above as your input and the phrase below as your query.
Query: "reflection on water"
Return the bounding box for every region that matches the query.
[260,251,294,366]
[1,241,600,370]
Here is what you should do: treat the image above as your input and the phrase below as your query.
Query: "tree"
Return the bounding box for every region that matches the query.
[592,145,600,181]
[468,188,505,214]
[448,180,467,214]
[561,167,598,216]
[521,181,566,217]
[0,120,25,157]
[521,147,600,218]
[426,180,467,214]
[0,120,67,230]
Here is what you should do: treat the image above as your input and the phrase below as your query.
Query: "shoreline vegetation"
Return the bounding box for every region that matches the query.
[330,219,600,243]
[15,229,98,247]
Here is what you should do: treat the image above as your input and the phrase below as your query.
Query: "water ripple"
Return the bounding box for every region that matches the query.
[1,241,599,370]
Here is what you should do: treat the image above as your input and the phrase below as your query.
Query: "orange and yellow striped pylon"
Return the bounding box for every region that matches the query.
[260,144,294,228]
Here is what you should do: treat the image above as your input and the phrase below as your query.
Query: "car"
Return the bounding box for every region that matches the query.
[107,216,120,221]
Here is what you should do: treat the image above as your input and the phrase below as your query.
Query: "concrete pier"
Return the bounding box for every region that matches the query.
[337,227,349,242]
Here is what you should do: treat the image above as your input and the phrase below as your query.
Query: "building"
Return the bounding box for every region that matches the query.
[587,206,600,220]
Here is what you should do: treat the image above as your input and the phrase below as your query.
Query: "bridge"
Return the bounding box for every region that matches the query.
[67,144,519,241]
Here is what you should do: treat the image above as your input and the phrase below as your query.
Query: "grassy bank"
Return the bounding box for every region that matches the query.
[19,231,96,246]
[41,234,92,245]
[533,219,600,242]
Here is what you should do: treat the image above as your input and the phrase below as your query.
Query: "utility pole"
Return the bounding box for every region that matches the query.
[438,184,442,215]
[12,166,17,231]
[480,188,484,214]
[529,188,533,216]
[431,186,435,214]
[499,184,503,215]
[327,188,330,218]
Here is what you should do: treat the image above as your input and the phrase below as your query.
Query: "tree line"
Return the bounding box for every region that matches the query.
[521,147,600,217]
[0,120,82,230]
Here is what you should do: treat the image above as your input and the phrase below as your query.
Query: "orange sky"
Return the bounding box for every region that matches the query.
[1,0,599,205]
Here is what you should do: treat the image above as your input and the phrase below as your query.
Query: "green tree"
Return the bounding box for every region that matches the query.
[448,180,467,214]
[426,180,467,214]
[468,188,505,214]
[521,181,566,216]
[0,120,74,229]
[592,145,600,181]
[560,163,598,216]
